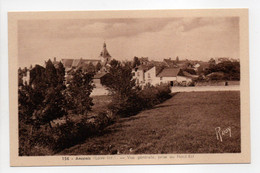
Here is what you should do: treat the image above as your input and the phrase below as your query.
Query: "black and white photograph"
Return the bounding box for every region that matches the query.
[8,9,250,166]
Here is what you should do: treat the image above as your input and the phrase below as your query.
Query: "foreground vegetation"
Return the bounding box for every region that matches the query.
[18,59,172,156]
[18,57,240,155]
[59,91,240,155]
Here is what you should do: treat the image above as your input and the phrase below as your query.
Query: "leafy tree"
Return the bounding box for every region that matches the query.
[87,62,96,73]
[204,60,240,80]
[18,85,35,124]
[56,62,66,86]
[95,62,102,72]
[102,60,141,116]
[103,59,136,98]
[176,56,179,63]
[30,65,46,87]
[132,56,140,68]
[29,61,67,128]
[33,85,66,128]
[26,65,49,121]
[209,58,216,67]
[64,68,94,115]
[45,59,58,87]
[18,68,24,86]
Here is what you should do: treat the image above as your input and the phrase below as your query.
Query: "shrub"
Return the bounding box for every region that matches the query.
[19,110,117,155]
[108,84,172,118]
[108,94,140,117]
[155,84,172,102]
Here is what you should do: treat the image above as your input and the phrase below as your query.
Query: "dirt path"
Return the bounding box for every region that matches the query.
[171,85,239,93]
[58,91,240,155]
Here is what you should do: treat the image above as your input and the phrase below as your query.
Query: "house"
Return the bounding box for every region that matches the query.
[93,72,108,88]
[176,71,193,84]
[61,42,111,69]
[61,58,101,69]
[19,66,33,86]
[144,66,194,86]
[163,58,178,67]
[61,42,113,81]
[157,67,180,86]
[21,70,30,85]
[132,65,148,85]
[91,72,110,95]
[144,66,164,86]
[196,61,210,74]
[193,63,201,71]
[214,57,230,64]
[139,57,149,65]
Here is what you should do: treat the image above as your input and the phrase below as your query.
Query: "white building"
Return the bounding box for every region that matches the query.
[144,66,162,86]
[132,65,151,85]
[22,70,30,85]
[143,66,193,86]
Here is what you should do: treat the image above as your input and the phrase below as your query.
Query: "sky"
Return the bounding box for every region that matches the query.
[18,17,239,68]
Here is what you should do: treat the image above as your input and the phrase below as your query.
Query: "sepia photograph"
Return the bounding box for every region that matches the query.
[8,9,250,166]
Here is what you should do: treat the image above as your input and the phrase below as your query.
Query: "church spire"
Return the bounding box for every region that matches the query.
[99,42,111,65]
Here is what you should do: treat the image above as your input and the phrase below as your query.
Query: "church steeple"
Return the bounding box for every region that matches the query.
[99,42,111,65]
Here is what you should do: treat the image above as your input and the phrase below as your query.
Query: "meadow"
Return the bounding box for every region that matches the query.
[59,91,240,155]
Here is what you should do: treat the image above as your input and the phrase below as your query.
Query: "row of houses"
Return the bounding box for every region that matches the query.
[132,65,195,87]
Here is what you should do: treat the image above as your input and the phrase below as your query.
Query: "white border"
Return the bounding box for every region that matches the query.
[1,0,259,173]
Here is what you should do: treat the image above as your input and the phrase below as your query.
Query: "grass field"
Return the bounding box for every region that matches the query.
[58,91,240,155]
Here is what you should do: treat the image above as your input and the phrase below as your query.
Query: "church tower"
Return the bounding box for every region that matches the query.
[99,42,111,65]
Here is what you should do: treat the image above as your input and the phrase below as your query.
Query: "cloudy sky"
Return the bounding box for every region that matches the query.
[18,17,239,67]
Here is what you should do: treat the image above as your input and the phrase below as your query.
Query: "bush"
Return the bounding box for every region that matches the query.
[19,110,117,155]
[108,94,140,117]
[51,111,116,151]
[155,84,172,101]
[108,84,172,118]
[51,118,94,151]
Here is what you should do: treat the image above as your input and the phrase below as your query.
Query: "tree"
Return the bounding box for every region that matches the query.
[30,61,67,128]
[95,62,102,72]
[18,68,24,86]
[19,85,35,124]
[102,60,141,116]
[103,59,136,98]
[205,60,240,81]
[30,65,46,86]
[64,68,94,115]
[56,62,66,86]
[176,56,179,63]
[27,65,47,110]
[45,59,58,87]
[132,56,140,68]
[33,85,66,128]
[209,58,216,66]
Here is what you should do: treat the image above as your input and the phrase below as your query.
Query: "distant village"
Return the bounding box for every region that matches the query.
[19,42,240,91]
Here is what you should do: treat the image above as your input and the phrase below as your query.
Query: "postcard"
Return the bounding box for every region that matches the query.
[9,9,250,166]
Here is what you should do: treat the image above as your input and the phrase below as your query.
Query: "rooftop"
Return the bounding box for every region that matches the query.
[157,67,180,77]
[62,59,100,68]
